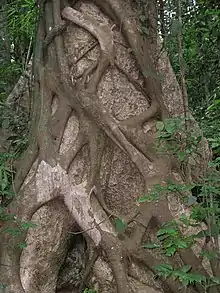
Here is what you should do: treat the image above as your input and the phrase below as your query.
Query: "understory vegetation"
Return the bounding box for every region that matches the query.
[0,0,219,292]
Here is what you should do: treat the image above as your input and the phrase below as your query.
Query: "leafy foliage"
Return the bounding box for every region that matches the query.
[0,153,15,206]
[156,117,202,163]
[0,0,37,255]
[6,0,37,38]
[163,1,220,158]
[0,0,36,156]
[0,102,29,155]
[0,0,37,101]
[155,263,220,289]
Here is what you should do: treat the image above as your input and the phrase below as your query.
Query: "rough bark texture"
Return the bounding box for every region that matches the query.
[0,1,215,293]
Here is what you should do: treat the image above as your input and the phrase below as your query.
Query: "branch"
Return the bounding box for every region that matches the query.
[7,72,30,105]
[62,6,115,91]
[62,7,115,66]
[100,231,132,293]
[37,67,55,165]
[177,0,189,122]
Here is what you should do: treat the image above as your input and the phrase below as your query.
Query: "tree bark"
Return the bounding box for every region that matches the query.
[0,1,214,293]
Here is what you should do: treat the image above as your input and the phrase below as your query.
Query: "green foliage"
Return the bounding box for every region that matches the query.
[83,288,97,293]
[164,1,220,158]
[156,117,202,163]
[183,7,220,115]
[155,263,220,288]
[140,162,220,289]
[0,102,29,155]
[115,217,127,234]
[201,98,220,157]
[156,221,193,256]
[0,0,35,162]
[0,0,37,279]
[1,210,37,248]
[143,220,193,257]
[138,180,194,204]
[0,284,7,290]
[0,0,37,102]
[0,62,22,101]
[141,100,220,289]
[138,183,163,203]
[6,0,37,38]
[0,152,37,248]
[0,153,15,205]
[155,264,207,286]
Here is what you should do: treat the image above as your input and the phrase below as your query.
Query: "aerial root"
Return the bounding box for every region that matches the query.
[37,68,56,164]
[62,6,115,92]
[51,100,72,151]
[100,232,132,293]
[58,131,86,171]
[42,20,67,57]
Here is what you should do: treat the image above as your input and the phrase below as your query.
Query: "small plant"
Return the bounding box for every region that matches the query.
[156,117,202,163]
[143,220,194,257]
[155,263,220,290]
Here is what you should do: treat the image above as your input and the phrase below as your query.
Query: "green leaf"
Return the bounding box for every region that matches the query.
[21,221,37,230]
[156,121,164,131]
[154,264,173,278]
[157,234,170,241]
[179,214,190,226]
[177,151,185,162]
[142,243,161,249]
[115,218,127,234]
[166,246,176,256]
[189,273,206,284]
[138,195,151,203]
[157,227,177,237]
[175,239,188,249]
[180,265,192,273]
[17,242,27,249]
[3,227,22,237]
[164,119,177,134]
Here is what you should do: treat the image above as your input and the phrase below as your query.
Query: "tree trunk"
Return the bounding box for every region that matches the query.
[0,1,213,293]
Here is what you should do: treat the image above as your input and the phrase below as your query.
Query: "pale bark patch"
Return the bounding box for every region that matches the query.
[36,160,115,246]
